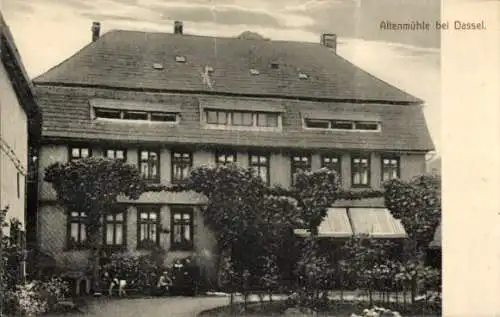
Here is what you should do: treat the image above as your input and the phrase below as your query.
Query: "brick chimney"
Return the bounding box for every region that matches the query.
[91,21,101,42]
[321,33,337,52]
[174,21,183,35]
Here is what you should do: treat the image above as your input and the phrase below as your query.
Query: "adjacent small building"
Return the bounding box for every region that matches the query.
[0,12,41,280]
[32,21,434,292]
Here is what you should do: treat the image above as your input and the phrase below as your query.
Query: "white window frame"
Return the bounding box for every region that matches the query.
[92,107,180,125]
[302,118,381,132]
[203,109,282,132]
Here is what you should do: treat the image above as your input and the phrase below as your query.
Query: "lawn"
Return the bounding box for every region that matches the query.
[198,300,441,317]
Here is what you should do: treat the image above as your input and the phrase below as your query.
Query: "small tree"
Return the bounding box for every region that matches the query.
[293,168,341,235]
[384,174,441,259]
[340,234,397,305]
[44,157,145,292]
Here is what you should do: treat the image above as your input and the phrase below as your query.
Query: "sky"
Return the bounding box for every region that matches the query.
[1,0,441,152]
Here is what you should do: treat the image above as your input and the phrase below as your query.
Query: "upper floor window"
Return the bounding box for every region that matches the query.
[70,147,91,161]
[94,107,179,123]
[151,112,177,122]
[215,151,237,165]
[351,155,370,187]
[139,150,160,181]
[67,211,88,249]
[382,156,400,181]
[172,151,193,184]
[137,206,161,249]
[105,149,126,161]
[103,210,126,247]
[170,207,194,251]
[291,154,311,184]
[257,113,279,127]
[249,154,270,185]
[232,112,253,126]
[206,111,228,125]
[321,155,341,175]
[123,110,148,121]
[95,108,121,119]
[205,109,280,129]
[304,118,381,131]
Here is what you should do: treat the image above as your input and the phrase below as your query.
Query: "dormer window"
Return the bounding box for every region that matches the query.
[304,119,329,129]
[270,61,279,69]
[200,97,284,131]
[95,108,121,119]
[175,55,186,63]
[331,120,354,130]
[298,73,309,79]
[250,68,260,75]
[302,112,381,132]
[354,121,379,131]
[123,111,148,121]
[205,109,281,128]
[151,112,177,122]
[152,63,164,70]
[90,99,181,124]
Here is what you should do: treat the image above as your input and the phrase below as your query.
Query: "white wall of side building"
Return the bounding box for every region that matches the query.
[0,59,28,231]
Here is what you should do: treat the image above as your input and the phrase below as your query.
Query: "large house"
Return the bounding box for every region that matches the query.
[32,21,434,292]
[0,12,41,280]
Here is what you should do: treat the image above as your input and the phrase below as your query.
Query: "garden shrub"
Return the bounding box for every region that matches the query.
[101,251,165,293]
[2,277,69,316]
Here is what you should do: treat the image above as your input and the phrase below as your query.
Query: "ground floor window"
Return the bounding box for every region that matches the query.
[137,205,161,248]
[170,206,194,251]
[103,209,126,249]
[67,211,88,249]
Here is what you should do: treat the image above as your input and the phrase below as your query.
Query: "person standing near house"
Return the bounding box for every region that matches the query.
[157,271,172,296]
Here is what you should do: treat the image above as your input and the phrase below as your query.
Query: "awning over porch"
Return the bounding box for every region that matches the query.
[348,208,407,238]
[317,208,353,237]
[294,208,352,238]
[428,223,441,249]
[294,207,407,239]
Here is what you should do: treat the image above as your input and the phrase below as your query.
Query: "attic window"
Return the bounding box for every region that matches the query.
[249,68,260,75]
[331,121,354,130]
[95,108,121,119]
[123,111,148,120]
[151,112,177,122]
[298,73,309,79]
[354,121,379,130]
[270,61,279,69]
[153,63,164,70]
[304,119,329,129]
[175,55,186,63]
[303,117,381,131]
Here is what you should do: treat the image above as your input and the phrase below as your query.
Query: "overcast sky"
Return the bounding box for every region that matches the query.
[2,0,441,151]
